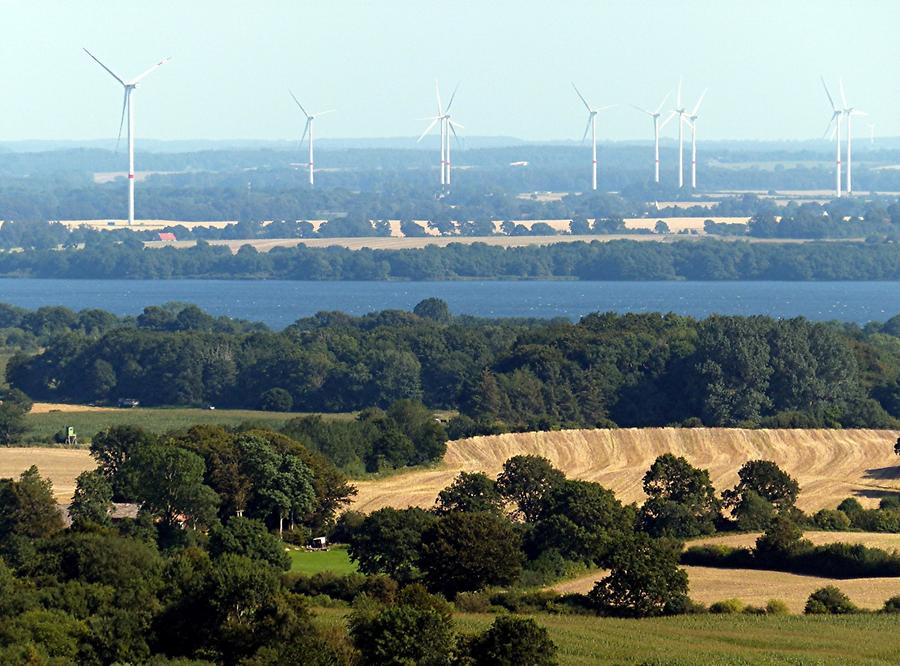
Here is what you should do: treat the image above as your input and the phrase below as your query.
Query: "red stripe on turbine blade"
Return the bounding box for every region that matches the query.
[128,174,135,179]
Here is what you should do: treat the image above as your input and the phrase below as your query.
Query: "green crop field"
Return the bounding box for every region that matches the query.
[314,609,900,664]
[22,408,355,446]
[289,547,357,575]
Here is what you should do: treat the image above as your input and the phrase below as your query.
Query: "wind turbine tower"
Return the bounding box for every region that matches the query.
[837,80,866,195]
[631,92,672,183]
[686,89,707,190]
[822,77,843,198]
[290,91,335,187]
[84,49,170,225]
[672,78,688,189]
[573,83,614,191]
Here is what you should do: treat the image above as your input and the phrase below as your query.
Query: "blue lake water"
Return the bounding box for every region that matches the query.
[0,279,897,329]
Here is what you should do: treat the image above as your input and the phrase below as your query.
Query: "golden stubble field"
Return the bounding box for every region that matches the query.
[352,427,900,514]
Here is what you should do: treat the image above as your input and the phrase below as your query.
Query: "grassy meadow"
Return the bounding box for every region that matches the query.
[289,547,357,575]
[21,406,356,447]
[313,608,900,665]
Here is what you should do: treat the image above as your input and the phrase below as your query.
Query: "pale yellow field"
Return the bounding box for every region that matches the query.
[59,219,236,231]
[624,216,749,232]
[0,447,94,501]
[554,565,900,613]
[692,531,900,552]
[352,428,900,514]
[29,402,120,414]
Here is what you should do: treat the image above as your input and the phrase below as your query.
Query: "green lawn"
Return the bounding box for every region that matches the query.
[23,407,355,446]
[315,609,900,665]
[289,547,357,575]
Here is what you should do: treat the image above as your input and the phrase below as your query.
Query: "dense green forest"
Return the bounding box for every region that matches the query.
[4,302,899,431]
[0,237,899,280]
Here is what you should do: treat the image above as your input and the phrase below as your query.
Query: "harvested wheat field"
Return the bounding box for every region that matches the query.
[692,531,900,551]
[29,402,120,414]
[553,565,900,613]
[352,428,900,513]
[0,447,94,501]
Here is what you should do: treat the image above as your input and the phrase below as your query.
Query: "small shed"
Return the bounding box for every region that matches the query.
[309,536,328,550]
[158,232,177,241]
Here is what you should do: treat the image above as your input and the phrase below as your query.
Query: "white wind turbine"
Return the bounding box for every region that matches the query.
[868,122,875,145]
[837,80,866,195]
[418,81,462,188]
[685,89,708,190]
[290,91,335,187]
[84,48,171,226]
[672,78,689,189]
[821,77,843,198]
[572,83,615,191]
[631,92,673,183]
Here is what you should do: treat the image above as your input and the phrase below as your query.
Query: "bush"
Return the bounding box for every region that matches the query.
[259,387,293,412]
[467,615,558,666]
[709,598,744,614]
[742,604,767,615]
[454,590,492,614]
[882,595,900,613]
[765,599,790,615]
[812,509,851,531]
[804,586,858,615]
[489,590,561,614]
[879,495,900,510]
[681,545,754,568]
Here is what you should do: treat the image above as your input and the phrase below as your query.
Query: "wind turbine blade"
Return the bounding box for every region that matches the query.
[449,122,462,149]
[659,110,676,130]
[691,88,707,116]
[300,118,310,148]
[630,104,653,116]
[417,117,440,142]
[289,90,310,118]
[572,83,591,112]
[83,48,125,85]
[129,56,171,84]
[314,109,337,117]
[581,115,592,142]
[596,104,617,112]
[446,82,460,112]
[449,120,465,129]
[823,112,838,139]
[839,78,847,109]
[435,79,443,115]
[821,77,837,111]
[115,91,127,153]
[654,92,670,114]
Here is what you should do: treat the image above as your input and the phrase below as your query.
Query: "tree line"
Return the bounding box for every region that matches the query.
[4,302,900,432]
[1,237,899,280]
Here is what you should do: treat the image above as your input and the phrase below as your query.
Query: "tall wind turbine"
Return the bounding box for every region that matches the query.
[838,80,866,195]
[418,81,461,188]
[672,78,689,189]
[84,49,170,226]
[686,89,707,190]
[632,92,672,183]
[289,91,334,187]
[822,77,843,198]
[573,83,614,191]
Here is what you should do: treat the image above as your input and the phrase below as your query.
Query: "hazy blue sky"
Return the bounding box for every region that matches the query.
[3,0,898,142]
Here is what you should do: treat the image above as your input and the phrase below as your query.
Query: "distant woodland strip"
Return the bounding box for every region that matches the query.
[0,239,899,280]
